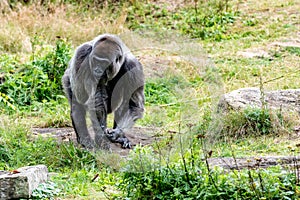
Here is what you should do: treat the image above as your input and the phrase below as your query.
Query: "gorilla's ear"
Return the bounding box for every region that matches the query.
[73,43,93,73]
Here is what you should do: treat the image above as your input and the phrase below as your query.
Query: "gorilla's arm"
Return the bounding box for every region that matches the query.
[89,78,110,149]
[106,57,145,148]
[62,43,95,148]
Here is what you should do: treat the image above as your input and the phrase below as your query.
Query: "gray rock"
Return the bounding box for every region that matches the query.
[208,156,300,170]
[218,87,300,112]
[0,165,48,199]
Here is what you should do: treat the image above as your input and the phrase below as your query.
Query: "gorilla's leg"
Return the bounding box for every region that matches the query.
[71,99,93,148]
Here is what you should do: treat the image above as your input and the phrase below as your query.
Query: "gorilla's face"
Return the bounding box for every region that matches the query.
[90,35,124,81]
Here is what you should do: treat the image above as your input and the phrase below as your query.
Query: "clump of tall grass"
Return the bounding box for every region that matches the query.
[215,107,297,140]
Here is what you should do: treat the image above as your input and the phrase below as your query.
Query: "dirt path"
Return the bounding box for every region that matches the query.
[31,127,159,156]
[31,127,300,169]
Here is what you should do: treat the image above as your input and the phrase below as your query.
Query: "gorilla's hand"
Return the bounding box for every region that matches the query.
[106,128,132,149]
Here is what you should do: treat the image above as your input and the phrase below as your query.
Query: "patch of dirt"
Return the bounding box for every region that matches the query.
[237,49,271,59]
[31,127,300,169]
[31,127,159,156]
[237,36,300,59]
[271,39,300,48]
[110,127,159,156]
[138,55,173,79]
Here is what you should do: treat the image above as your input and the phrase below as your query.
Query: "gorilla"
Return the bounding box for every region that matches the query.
[62,34,145,149]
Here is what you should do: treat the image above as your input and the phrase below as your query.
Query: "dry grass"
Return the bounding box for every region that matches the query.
[0,3,128,55]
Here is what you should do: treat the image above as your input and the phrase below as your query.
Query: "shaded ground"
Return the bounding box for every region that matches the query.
[31,126,159,156]
[31,127,300,169]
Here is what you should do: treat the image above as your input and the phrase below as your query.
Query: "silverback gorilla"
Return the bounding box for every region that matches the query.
[62,34,145,149]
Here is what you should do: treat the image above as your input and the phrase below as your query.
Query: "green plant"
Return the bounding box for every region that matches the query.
[57,142,98,170]
[243,18,258,27]
[244,108,272,135]
[285,46,300,56]
[215,107,290,140]
[32,181,61,199]
[126,1,238,41]
[31,36,72,93]
[0,144,11,169]
[0,118,97,171]
[0,37,71,110]
[122,145,160,173]
[0,92,16,111]
[145,77,186,106]
[176,10,237,40]
[119,141,299,199]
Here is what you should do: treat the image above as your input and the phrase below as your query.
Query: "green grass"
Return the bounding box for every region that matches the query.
[0,116,123,199]
[0,0,300,199]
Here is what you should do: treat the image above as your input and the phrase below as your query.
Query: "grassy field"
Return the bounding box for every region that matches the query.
[0,0,300,199]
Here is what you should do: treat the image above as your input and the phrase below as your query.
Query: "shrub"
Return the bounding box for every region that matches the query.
[119,144,298,199]
[126,1,238,41]
[214,107,291,140]
[0,120,97,170]
[0,38,71,109]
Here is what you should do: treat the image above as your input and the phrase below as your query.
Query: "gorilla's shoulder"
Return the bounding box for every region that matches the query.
[122,55,143,71]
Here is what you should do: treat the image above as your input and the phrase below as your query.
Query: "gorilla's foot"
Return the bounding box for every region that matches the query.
[95,133,111,150]
[78,137,95,149]
[106,128,132,149]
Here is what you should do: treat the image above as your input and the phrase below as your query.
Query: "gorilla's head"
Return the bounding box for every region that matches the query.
[90,34,125,81]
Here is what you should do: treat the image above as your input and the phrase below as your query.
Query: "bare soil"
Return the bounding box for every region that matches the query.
[31,127,300,169]
[31,126,159,156]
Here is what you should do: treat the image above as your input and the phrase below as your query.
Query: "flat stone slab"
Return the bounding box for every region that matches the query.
[218,87,300,113]
[208,156,300,170]
[0,165,48,199]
